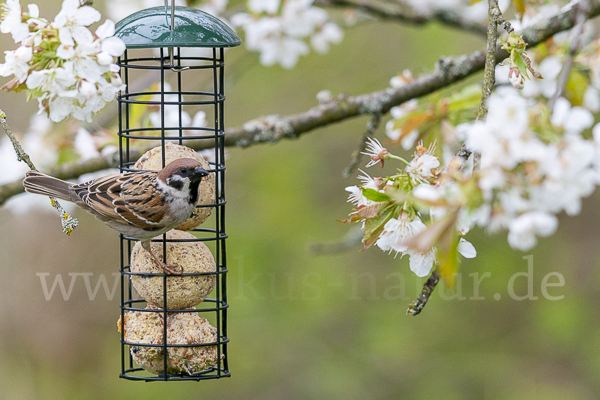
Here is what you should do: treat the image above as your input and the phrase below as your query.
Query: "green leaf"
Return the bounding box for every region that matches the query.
[565,70,588,106]
[468,0,484,4]
[512,0,525,18]
[57,147,79,165]
[437,235,459,288]
[513,52,529,79]
[128,86,155,129]
[388,110,436,145]
[361,188,391,202]
[39,50,57,59]
[362,204,395,250]
[447,84,481,113]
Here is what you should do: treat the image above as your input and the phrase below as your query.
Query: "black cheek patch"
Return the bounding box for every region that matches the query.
[189,181,201,204]
[168,179,184,190]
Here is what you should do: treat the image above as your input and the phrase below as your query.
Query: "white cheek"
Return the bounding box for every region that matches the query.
[157,178,189,200]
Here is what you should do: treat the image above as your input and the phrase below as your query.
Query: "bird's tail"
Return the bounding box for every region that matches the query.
[23,171,75,202]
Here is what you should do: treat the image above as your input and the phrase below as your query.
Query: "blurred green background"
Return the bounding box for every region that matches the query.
[2,1,600,399]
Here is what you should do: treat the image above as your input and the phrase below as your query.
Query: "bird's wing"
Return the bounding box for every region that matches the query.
[72,172,167,229]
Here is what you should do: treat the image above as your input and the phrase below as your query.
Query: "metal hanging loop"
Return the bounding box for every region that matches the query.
[164,0,190,72]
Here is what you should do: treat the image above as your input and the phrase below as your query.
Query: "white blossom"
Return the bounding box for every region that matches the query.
[311,22,343,53]
[536,56,562,97]
[457,238,477,259]
[190,111,207,130]
[459,87,600,250]
[316,89,331,103]
[53,0,101,47]
[261,36,309,68]
[551,97,594,135]
[282,0,327,38]
[485,87,530,139]
[374,212,477,277]
[249,0,280,14]
[385,99,418,148]
[389,70,413,88]
[0,45,32,83]
[412,184,441,202]
[74,127,100,160]
[405,146,439,185]
[376,213,427,255]
[345,171,380,207]
[345,186,369,207]
[583,87,600,112]
[406,248,436,277]
[361,137,389,168]
[1,0,31,43]
[232,0,342,68]
[0,0,126,122]
[507,211,558,251]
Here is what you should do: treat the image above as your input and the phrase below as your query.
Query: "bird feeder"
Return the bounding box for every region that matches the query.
[114,2,240,381]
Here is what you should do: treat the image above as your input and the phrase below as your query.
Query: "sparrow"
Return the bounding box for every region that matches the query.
[22,158,210,275]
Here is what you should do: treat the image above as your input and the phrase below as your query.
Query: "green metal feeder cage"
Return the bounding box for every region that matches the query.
[114,3,240,382]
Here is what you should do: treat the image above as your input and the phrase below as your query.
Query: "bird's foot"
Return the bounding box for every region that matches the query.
[160,262,182,275]
[142,242,183,275]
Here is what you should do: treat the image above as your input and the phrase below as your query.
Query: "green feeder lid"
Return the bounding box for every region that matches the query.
[114,6,241,49]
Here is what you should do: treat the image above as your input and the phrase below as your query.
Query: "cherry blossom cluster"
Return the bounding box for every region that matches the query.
[0,0,126,122]
[459,88,600,250]
[345,82,600,279]
[341,138,477,279]
[231,0,343,69]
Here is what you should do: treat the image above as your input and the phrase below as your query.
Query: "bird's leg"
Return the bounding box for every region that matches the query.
[141,240,182,275]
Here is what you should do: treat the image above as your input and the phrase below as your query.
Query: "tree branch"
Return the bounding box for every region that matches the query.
[406,269,440,316]
[1,2,600,206]
[548,0,592,109]
[315,0,488,36]
[476,0,499,121]
[225,2,600,147]
[342,112,381,178]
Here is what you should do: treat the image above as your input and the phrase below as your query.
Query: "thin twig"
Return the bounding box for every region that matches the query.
[315,0,488,36]
[490,0,514,34]
[343,113,381,179]
[0,110,78,235]
[477,0,500,121]
[308,226,364,255]
[406,269,440,316]
[548,0,592,110]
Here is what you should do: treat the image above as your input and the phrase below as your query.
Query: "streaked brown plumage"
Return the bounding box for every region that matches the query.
[23,158,209,274]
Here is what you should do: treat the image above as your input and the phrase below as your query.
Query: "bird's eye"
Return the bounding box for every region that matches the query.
[180,167,187,174]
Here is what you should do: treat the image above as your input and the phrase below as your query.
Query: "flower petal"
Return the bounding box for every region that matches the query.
[95,19,115,39]
[73,6,101,26]
[101,37,125,57]
[457,239,476,259]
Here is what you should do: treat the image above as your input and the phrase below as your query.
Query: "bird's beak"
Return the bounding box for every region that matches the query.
[193,167,210,180]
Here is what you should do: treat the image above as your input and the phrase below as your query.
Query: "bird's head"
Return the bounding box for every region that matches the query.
[158,158,210,194]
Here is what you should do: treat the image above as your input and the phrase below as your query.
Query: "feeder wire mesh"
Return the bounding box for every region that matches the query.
[115,3,238,380]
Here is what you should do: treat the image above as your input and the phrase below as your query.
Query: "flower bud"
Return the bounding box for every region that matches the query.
[96,51,113,66]
[508,67,524,90]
